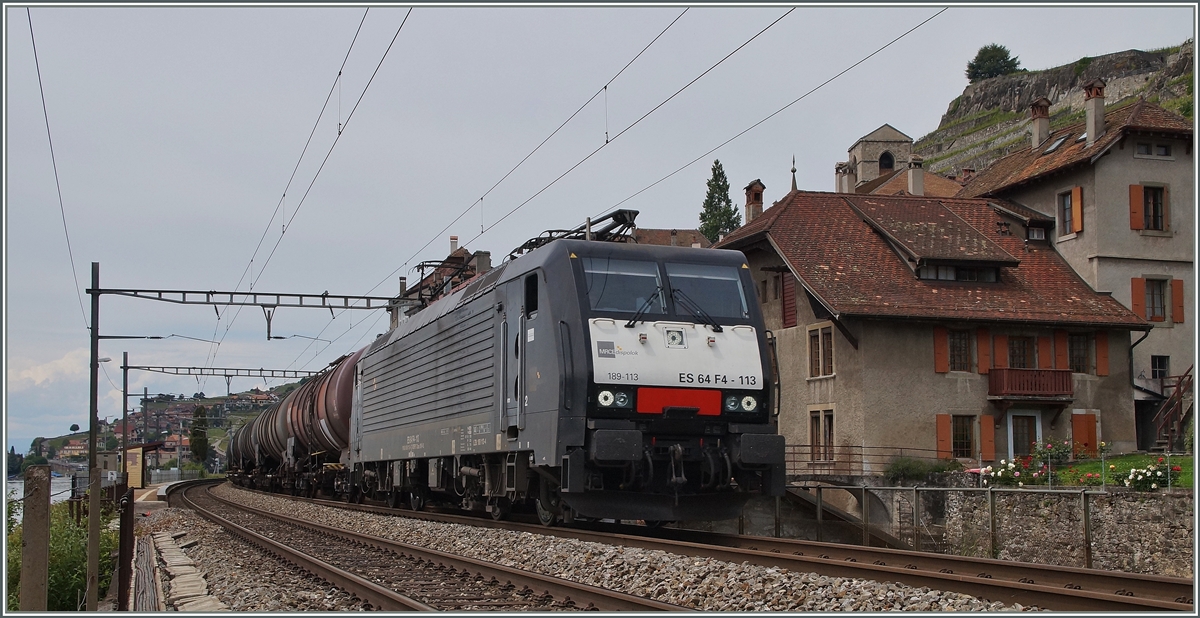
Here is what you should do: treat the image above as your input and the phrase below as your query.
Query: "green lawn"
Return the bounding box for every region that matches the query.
[1057,453,1193,489]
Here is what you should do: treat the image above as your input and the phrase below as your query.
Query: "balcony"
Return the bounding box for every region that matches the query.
[988,368,1073,400]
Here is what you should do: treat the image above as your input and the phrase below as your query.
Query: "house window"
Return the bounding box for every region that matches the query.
[808,324,834,377]
[1152,356,1170,380]
[1146,279,1167,321]
[1008,336,1035,368]
[949,330,971,372]
[772,275,780,300]
[1144,187,1165,231]
[810,409,834,461]
[1068,334,1091,374]
[1011,414,1039,458]
[952,415,974,459]
[1136,142,1174,159]
[1059,191,1073,233]
[1044,136,1068,153]
[879,152,894,172]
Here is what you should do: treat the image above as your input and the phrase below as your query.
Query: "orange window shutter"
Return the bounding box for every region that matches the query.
[1054,330,1069,370]
[977,328,990,374]
[781,273,797,328]
[1037,335,1052,369]
[933,327,949,373]
[1095,332,1109,376]
[993,335,1009,368]
[936,414,952,459]
[1172,279,1184,323]
[1129,185,1145,230]
[1072,414,1098,458]
[1071,186,1083,233]
[1131,278,1147,319]
[979,416,995,462]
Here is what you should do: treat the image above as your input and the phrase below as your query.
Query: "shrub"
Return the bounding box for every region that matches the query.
[884,457,960,485]
[1124,458,1183,491]
[6,500,119,611]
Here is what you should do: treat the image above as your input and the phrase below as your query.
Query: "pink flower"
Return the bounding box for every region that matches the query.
[1014,471,1021,477]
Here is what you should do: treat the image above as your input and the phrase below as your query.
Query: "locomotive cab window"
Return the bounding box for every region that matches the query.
[524,273,538,319]
[665,262,749,319]
[581,258,664,314]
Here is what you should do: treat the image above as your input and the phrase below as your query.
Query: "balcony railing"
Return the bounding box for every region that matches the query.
[988,368,1073,398]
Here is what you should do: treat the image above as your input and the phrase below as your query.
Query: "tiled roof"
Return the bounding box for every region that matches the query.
[959,99,1193,198]
[717,190,1146,328]
[634,228,713,248]
[858,168,964,198]
[843,195,1019,265]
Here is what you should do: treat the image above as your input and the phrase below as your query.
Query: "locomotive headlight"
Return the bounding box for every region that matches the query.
[741,396,758,412]
[613,391,631,408]
[724,395,740,412]
[598,390,615,407]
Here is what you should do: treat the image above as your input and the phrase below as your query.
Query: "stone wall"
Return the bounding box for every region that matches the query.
[943,488,1193,578]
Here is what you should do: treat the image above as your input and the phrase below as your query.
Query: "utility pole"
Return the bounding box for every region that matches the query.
[86,262,101,611]
[122,352,129,475]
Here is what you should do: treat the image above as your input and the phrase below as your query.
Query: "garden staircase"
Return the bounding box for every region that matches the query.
[1151,364,1193,452]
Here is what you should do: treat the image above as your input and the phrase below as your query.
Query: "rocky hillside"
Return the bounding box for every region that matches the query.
[915,40,1193,177]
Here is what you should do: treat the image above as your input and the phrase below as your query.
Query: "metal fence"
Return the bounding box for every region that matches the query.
[786,444,951,478]
[147,469,205,484]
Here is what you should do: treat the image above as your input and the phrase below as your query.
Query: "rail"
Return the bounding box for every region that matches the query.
[988,368,1073,397]
[786,444,946,477]
[1153,365,1194,451]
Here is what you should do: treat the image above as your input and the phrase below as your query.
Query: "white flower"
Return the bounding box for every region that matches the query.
[1152,483,1158,489]
[1000,459,1006,465]
[1157,471,1163,477]
[983,480,989,486]
[1138,475,1144,481]
[1018,482,1024,487]
[1125,480,1131,486]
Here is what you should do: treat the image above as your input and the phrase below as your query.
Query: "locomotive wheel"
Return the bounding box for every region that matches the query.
[409,489,426,512]
[535,497,558,527]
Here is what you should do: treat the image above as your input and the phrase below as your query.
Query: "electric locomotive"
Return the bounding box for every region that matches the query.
[231,211,785,523]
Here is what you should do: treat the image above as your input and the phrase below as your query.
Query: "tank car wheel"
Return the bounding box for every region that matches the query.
[535,497,558,527]
[643,520,666,529]
[490,497,511,521]
[387,490,403,509]
[352,488,365,504]
[409,488,426,512]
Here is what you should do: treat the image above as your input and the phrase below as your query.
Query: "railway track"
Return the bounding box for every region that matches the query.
[227,482,1194,612]
[175,480,686,611]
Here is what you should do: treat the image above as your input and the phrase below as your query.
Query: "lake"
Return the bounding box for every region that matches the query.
[6,478,76,520]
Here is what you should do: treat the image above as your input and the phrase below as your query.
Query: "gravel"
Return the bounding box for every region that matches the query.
[204,483,1036,611]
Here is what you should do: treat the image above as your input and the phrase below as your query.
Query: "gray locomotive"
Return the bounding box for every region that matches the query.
[230,212,785,524]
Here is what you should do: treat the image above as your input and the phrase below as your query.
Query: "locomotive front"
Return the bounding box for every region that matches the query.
[561,241,785,522]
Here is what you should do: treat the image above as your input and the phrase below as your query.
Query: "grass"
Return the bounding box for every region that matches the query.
[1056,453,1193,489]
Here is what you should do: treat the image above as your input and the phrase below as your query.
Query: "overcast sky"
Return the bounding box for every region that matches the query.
[4,4,1195,453]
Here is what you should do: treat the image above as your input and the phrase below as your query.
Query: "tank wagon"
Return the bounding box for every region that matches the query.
[230,212,785,523]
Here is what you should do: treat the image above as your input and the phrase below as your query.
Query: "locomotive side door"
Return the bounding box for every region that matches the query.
[501,280,521,439]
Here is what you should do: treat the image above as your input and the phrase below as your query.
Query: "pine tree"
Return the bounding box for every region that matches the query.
[698,160,741,243]
[190,406,209,465]
[966,44,1021,83]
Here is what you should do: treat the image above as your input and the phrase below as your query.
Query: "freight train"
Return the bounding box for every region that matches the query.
[229,211,785,524]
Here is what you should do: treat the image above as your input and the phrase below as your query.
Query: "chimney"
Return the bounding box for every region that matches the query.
[670,229,678,246]
[907,157,924,196]
[834,162,852,193]
[471,250,492,274]
[744,179,765,223]
[1084,79,1106,146]
[1030,97,1051,149]
[449,235,459,253]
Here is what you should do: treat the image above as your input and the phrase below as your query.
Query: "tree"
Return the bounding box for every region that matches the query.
[966,44,1021,83]
[104,436,118,451]
[698,159,741,243]
[69,424,79,432]
[190,406,209,464]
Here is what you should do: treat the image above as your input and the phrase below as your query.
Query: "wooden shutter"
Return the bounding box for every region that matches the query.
[1129,184,1145,230]
[993,334,1009,368]
[1131,277,1147,319]
[1172,279,1184,323]
[977,328,990,374]
[936,414,952,459]
[1071,414,1098,458]
[933,327,949,373]
[980,416,995,462]
[781,273,797,328]
[1095,331,1109,376]
[1037,335,1053,369]
[1071,186,1083,233]
[1054,330,1069,370]
[1163,186,1171,231]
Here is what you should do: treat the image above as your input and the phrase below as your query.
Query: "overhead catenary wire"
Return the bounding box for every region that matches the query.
[27,8,88,331]
[592,7,949,221]
[279,8,695,373]
[199,7,371,379]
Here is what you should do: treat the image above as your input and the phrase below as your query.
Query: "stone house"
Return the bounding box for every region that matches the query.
[716,184,1145,476]
[959,81,1194,450]
[835,124,964,198]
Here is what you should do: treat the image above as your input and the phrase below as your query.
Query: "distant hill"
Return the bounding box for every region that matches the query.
[915,40,1193,177]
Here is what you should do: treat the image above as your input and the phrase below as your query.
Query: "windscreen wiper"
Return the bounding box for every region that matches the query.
[625,286,663,328]
[671,288,723,332]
